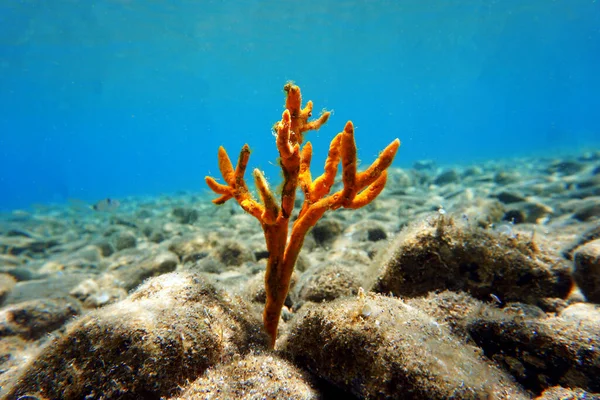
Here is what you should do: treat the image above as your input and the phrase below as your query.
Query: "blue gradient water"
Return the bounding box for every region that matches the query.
[1,1,598,211]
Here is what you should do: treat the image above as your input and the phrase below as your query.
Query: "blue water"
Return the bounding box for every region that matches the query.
[0,1,599,211]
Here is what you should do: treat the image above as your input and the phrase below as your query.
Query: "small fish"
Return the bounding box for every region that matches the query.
[490,293,503,306]
[91,198,120,212]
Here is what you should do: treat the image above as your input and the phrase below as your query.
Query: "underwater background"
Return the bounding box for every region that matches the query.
[0,0,599,211]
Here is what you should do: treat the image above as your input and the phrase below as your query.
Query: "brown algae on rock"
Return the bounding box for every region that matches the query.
[371,215,573,308]
[174,353,320,400]
[4,272,268,399]
[281,292,528,399]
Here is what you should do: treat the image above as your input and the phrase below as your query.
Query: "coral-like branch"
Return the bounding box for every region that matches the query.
[206,84,400,348]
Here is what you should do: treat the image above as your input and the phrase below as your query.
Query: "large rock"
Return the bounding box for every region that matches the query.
[371,217,573,308]
[0,298,81,340]
[573,240,600,303]
[174,354,319,400]
[282,293,527,399]
[4,272,268,399]
[468,303,600,394]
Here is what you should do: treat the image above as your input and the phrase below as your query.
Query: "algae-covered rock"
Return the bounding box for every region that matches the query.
[372,216,573,307]
[168,234,254,271]
[311,218,343,248]
[295,263,360,303]
[167,233,210,262]
[4,273,96,305]
[215,239,255,267]
[172,206,199,224]
[468,303,600,394]
[98,248,180,291]
[174,353,320,400]
[113,230,137,251]
[282,293,527,399]
[111,250,179,290]
[433,168,460,185]
[69,277,128,308]
[0,272,16,305]
[573,239,600,303]
[0,298,81,340]
[5,272,268,399]
[535,386,597,399]
[453,197,505,227]
[0,336,41,396]
[404,290,487,339]
[501,200,554,224]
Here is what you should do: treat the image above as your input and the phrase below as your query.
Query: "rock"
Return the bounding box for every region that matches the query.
[0,298,81,340]
[68,278,100,302]
[579,151,600,161]
[572,199,600,222]
[108,250,180,290]
[560,303,600,327]
[496,191,527,204]
[113,230,137,251]
[4,274,95,305]
[175,354,319,399]
[463,166,483,177]
[455,198,505,227]
[468,305,600,394]
[503,209,526,224]
[136,209,153,219]
[403,291,487,339]
[282,294,528,399]
[371,217,573,307]
[343,220,388,243]
[562,224,600,260]
[574,173,600,189]
[295,264,359,303]
[0,254,21,267]
[536,386,595,400]
[433,168,460,185]
[311,219,343,248]
[70,245,103,263]
[0,273,16,305]
[367,226,387,241]
[494,170,521,185]
[92,239,114,257]
[547,159,585,175]
[216,240,255,267]
[0,336,37,395]
[413,159,436,171]
[532,180,569,197]
[110,216,138,229]
[172,207,200,224]
[70,278,127,308]
[168,234,209,262]
[1,266,41,282]
[192,256,226,274]
[494,171,521,185]
[388,168,413,187]
[573,240,600,303]
[4,272,268,399]
[504,201,554,224]
[148,229,166,243]
[0,236,59,256]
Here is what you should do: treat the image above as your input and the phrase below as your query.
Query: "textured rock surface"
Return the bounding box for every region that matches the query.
[282,294,527,399]
[372,216,573,308]
[573,240,600,303]
[174,354,320,400]
[468,303,600,394]
[1,150,600,398]
[4,272,268,399]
